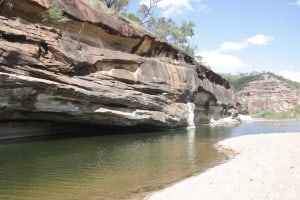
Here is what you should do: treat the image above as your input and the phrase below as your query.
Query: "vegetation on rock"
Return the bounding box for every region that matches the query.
[144,17,196,56]
[86,0,197,56]
[137,0,162,24]
[42,0,70,25]
[251,105,300,119]
[99,0,130,12]
[222,72,300,119]
[0,0,13,15]
[222,72,300,93]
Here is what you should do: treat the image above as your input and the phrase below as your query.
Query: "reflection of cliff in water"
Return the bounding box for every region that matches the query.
[1,120,300,200]
[0,127,227,200]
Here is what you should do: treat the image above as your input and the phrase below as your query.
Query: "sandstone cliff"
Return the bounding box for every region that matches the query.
[237,74,300,112]
[0,0,240,132]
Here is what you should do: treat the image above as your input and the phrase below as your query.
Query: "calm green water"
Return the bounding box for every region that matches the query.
[0,120,300,200]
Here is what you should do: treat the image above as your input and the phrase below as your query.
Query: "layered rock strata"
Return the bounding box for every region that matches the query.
[238,74,300,112]
[0,0,240,131]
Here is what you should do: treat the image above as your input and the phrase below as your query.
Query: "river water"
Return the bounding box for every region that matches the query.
[0,120,299,200]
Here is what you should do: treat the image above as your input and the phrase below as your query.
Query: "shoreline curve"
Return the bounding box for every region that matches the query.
[146,132,300,200]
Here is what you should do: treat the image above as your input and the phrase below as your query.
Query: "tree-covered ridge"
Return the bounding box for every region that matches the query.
[221,72,300,93]
[221,72,262,92]
[270,73,300,95]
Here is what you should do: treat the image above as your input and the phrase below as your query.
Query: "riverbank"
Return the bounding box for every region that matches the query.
[147,132,300,200]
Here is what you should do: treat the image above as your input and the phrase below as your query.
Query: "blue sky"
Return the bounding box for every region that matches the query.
[128,0,300,82]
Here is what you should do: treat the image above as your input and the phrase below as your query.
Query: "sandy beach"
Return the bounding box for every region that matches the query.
[146,132,300,200]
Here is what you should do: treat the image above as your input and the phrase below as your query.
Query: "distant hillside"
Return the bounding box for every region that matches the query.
[222,72,300,94]
[221,72,300,118]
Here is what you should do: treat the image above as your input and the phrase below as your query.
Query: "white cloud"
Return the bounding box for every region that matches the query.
[296,0,300,5]
[140,0,208,17]
[198,34,274,73]
[246,34,274,45]
[218,34,274,52]
[200,50,247,73]
[219,41,248,52]
[278,71,300,83]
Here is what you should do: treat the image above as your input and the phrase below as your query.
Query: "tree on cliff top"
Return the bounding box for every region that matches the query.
[144,17,197,56]
[99,0,130,12]
[138,0,162,24]
[128,0,196,56]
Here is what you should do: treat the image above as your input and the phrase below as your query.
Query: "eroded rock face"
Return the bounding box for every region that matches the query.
[0,0,240,131]
[238,74,300,112]
[6,0,195,64]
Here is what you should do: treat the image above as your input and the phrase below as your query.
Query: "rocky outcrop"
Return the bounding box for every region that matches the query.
[0,0,240,133]
[238,74,300,112]
[5,0,194,63]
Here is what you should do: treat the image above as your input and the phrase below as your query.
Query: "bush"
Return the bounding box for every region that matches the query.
[222,72,300,93]
[42,0,70,25]
[250,105,300,119]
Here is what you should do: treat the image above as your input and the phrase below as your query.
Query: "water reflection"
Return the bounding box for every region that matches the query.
[186,128,196,170]
[0,128,226,200]
[0,120,299,200]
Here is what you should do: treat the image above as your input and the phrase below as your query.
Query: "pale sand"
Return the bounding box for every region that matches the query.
[146,133,300,200]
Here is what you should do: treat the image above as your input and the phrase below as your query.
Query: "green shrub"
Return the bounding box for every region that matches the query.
[250,105,300,119]
[222,72,300,93]
[42,0,70,25]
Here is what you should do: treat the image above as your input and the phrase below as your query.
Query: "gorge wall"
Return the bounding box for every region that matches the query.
[0,0,241,137]
[238,74,300,112]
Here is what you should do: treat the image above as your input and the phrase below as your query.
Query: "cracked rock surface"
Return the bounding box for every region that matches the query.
[0,0,240,132]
